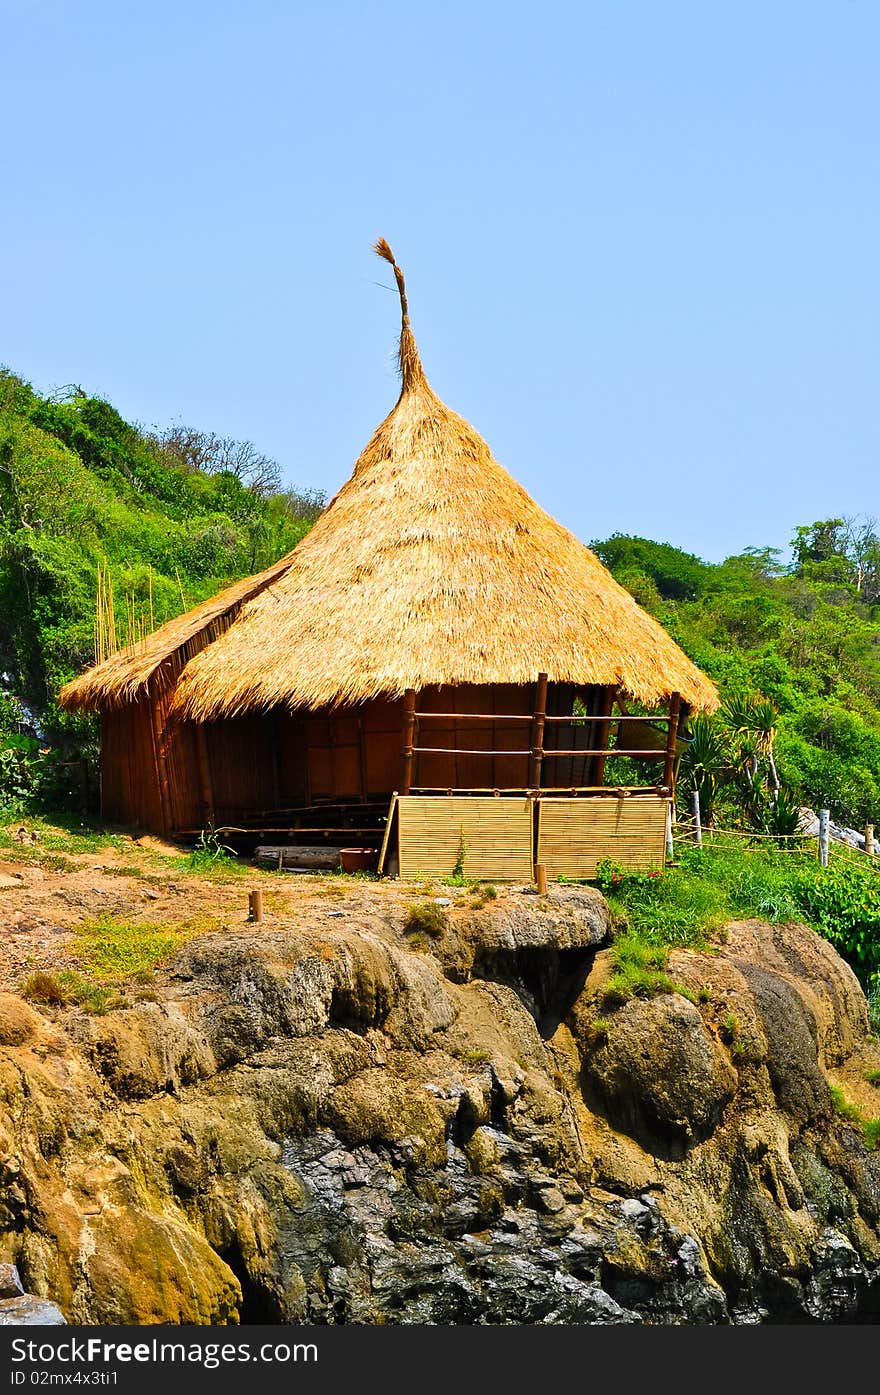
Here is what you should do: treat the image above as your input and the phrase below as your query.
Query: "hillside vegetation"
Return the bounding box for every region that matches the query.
[0,364,878,832]
[0,369,323,807]
[594,524,880,830]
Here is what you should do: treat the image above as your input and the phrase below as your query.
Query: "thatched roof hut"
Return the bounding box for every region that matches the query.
[60,242,716,874]
[61,240,716,721]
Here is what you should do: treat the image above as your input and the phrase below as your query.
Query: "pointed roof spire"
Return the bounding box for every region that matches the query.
[373,238,426,393]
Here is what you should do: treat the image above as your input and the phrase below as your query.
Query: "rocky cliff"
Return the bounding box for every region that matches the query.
[1,887,879,1324]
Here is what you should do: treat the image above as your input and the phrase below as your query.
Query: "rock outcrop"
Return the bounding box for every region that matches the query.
[1,890,879,1324]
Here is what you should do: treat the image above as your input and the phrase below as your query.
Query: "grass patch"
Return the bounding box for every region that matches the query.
[403,900,447,938]
[829,1083,880,1149]
[591,843,880,1001]
[72,912,223,985]
[21,970,67,1006]
[468,883,498,910]
[582,1016,610,1046]
[602,932,678,1006]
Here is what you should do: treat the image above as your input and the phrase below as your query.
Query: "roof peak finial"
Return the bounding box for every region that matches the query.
[373,238,426,393]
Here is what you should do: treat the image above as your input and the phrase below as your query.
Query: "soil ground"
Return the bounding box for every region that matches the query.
[0,820,500,993]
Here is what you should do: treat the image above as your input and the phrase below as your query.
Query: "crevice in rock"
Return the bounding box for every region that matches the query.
[471,946,596,1037]
[218,1240,283,1324]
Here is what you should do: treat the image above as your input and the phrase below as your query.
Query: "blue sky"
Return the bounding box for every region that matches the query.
[2,1,878,562]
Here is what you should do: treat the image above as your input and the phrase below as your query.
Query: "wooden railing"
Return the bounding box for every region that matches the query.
[400,677,681,795]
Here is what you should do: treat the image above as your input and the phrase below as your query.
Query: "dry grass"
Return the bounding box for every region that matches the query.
[60,241,718,721]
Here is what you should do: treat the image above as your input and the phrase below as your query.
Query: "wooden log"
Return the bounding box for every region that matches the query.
[534,862,548,894]
[248,889,264,923]
[866,824,875,856]
[255,845,343,869]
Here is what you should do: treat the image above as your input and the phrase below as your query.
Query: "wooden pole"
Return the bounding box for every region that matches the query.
[248,889,264,923]
[534,862,548,894]
[377,792,398,876]
[528,673,548,789]
[866,824,875,857]
[691,789,702,846]
[663,694,681,793]
[592,685,619,787]
[665,802,674,860]
[819,808,830,867]
[401,689,417,795]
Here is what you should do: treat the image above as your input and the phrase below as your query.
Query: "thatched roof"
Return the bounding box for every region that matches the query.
[58,555,296,711]
[61,240,718,718]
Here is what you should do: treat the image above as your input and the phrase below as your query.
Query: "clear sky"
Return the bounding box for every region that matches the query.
[3,1,878,563]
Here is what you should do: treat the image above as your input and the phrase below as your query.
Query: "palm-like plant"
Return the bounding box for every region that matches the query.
[678,715,730,827]
[721,694,780,794]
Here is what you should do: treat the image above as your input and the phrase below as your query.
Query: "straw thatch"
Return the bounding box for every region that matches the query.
[61,240,718,719]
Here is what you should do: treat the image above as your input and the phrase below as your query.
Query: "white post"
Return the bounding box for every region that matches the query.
[691,789,702,847]
[866,824,875,857]
[665,803,674,859]
[819,808,830,868]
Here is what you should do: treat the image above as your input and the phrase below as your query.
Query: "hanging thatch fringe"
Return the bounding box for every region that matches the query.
[59,240,718,719]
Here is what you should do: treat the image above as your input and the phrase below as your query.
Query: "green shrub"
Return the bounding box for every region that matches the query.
[404,900,447,937]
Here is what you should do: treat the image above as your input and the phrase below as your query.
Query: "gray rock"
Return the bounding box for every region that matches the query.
[0,1295,66,1325]
[0,1264,24,1300]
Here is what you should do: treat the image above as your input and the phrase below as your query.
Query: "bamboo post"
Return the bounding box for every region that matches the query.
[866,824,875,857]
[528,673,548,789]
[819,808,830,868]
[534,862,548,894]
[663,694,681,793]
[248,889,264,923]
[377,792,398,876]
[691,789,702,846]
[665,803,674,860]
[401,689,417,795]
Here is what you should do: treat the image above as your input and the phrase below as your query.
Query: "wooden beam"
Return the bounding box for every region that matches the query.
[528,672,548,789]
[663,693,682,792]
[401,689,417,795]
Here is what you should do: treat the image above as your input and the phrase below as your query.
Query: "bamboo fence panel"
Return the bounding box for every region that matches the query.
[397,795,533,880]
[537,796,668,879]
